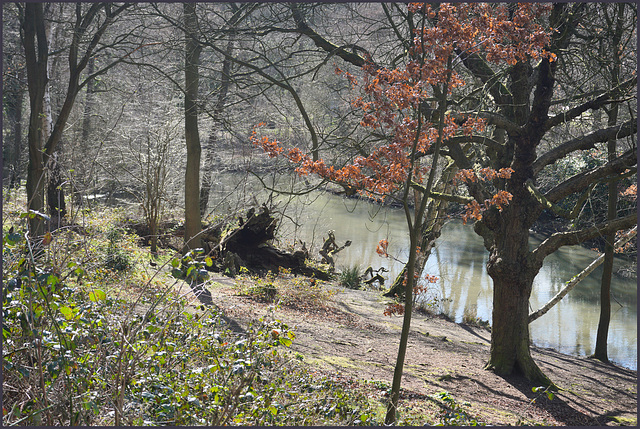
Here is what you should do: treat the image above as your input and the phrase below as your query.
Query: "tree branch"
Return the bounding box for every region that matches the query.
[290,3,369,68]
[544,76,637,131]
[529,226,637,323]
[532,213,637,265]
[544,148,636,203]
[532,120,637,176]
[525,178,595,219]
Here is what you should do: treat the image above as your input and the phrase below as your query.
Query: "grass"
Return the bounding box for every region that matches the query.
[234,267,337,311]
[339,265,361,290]
[461,306,491,329]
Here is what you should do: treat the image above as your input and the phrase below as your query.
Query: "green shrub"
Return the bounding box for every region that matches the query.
[340,265,361,289]
[431,391,484,426]
[104,227,133,271]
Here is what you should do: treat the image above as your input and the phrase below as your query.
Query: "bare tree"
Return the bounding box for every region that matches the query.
[19,2,132,236]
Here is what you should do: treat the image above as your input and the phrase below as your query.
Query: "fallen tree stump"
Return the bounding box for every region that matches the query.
[214,205,330,280]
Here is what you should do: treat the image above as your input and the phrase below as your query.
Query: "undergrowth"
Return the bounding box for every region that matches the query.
[2,192,479,426]
[234,267,337,312]
[339,265,361,290]
[1,202,373,425]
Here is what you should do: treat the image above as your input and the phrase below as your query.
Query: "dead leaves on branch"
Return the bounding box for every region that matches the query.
[253,2,557,228]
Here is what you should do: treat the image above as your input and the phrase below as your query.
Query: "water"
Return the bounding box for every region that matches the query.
[209,174,638,370]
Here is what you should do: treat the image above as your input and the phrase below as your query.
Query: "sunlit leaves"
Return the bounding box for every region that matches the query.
[88,289,107,302]
[462,191,513,224]
[42,232,53,246]
[376,239,389,257]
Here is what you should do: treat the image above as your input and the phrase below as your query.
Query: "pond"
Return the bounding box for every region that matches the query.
[209,174,637,370]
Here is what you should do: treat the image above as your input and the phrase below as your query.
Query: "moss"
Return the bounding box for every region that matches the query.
[305,355,379,371]
[608,415,637,426]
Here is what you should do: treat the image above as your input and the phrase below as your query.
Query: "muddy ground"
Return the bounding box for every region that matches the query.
[178,273,637,426]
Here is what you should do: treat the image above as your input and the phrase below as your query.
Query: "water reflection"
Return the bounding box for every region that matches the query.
[208,176,637,370]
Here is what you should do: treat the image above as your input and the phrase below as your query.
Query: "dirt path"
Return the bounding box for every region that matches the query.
[183,274,637,426]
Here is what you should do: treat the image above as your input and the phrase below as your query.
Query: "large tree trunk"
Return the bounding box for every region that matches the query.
[183,2,203,252]
[483,215,552,386]
[486,263,550,384]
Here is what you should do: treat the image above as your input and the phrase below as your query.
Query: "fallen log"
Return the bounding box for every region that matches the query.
[217,205,330,280]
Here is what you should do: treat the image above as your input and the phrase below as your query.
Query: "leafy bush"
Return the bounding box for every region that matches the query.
[104,227,134,271]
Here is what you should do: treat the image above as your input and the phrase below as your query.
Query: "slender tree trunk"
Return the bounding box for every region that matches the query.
[385,225,419,425]
[593,3,625,363]
[22,3,49,237]
[386,63,452,424]
[4,63,25,188]
[12,69,24,188]
[74,55,96,205]
[385,160,457,298]
[529,227,636,323]
[183,2,202,252]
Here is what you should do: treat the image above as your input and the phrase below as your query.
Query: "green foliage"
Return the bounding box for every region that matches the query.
[340,265,361,289]
[2,222,376,426]
[531,386,555,401]
[431,391,484,426]
[169,249,210,284]
[104,227,134,271]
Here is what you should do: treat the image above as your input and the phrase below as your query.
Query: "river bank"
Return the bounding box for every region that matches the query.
[182,272,637,426]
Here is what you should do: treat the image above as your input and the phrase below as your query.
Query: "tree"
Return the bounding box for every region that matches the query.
[441,3,636,384]
[19,2,132,236]
[183,2,202,252]
[591,2,632,363]
[262,2,637,390]
[2,4,26,188]
[254,3,558,421]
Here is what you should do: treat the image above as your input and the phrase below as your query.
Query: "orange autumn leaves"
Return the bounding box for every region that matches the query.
[253,2,554,215]
[407,2,555,67]
[454,167,515,223]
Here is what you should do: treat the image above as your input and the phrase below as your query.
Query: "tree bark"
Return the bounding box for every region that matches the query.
[22,3,49,237]
[4,61,25,188]
[183,2,203,252]
[74,55,97,205]
[482,197,552,386]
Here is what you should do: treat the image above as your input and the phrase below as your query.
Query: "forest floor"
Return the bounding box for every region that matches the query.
[177,272,637,426]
